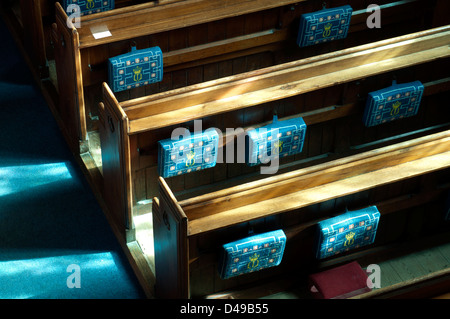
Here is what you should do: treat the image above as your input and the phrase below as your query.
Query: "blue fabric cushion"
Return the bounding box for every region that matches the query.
[108,46,163,92]
[158,129,219,178]
[315,206,380,259]
[218,230,287,279]
[297,5,353,47]
[363,80,424,127]
[246,115,306,167]
[63,0,115,16]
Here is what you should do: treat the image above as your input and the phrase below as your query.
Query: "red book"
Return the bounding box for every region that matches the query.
[308,261,371,299]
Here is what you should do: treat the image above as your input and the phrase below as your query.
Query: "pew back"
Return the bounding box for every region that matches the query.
[99,25,450,238]
[154,130,450,297]
[53,0,445,153]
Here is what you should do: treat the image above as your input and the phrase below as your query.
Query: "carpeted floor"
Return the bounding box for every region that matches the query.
[0,18,145,299]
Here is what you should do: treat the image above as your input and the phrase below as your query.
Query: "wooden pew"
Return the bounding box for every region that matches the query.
[0,0,177,77]
[98,26,450,299]
[51,0,299,152]
[99,24,450,230]
[51,0,442,155]
[153,130,450,298]
[1,0,447,298]
[121,25,450,133]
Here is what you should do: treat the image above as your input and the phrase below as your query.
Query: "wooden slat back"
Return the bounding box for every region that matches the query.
[180,130,450,217]
[67,0,435,90]
[121,23,450,111]
[75,0,304,48]
[183,132,450,235]
[122,26,450,133]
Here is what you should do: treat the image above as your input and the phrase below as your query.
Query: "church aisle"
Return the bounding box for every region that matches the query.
[0,17,145,299]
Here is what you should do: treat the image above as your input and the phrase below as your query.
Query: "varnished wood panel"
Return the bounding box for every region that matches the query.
[154,179,189,298]
[98,84,132,234]
[124,26,450,133]
[51,5,86,148]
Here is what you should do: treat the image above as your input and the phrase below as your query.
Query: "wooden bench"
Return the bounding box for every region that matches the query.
[99,24,450,229]
[153,130,450,298]
[0,0,178,77]
[51,0,298,152]
[97,25,450,296]
[50,0,443,154]
[1,0,448,299]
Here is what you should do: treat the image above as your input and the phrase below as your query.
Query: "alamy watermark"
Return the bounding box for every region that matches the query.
[171,120,283,175]
[66,264,81,289]
[366,4,381,29]
[65,263,381,290]
[173,120,283,174]
[66,5,81,28]
[66,4,382,30]
[366,263,381,289]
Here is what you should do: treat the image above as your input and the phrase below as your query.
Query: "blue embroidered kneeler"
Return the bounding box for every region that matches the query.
[218,230,287,279]
[108,46,163,92]
[297,5,353,47]
[62,0,115,16]
[315,206,380,259]
[363,80,424,127]
[246,115,306,167]
[158,129,219,178]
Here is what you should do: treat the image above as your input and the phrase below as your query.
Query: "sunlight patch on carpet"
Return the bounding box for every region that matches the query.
[0,162,73,197]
